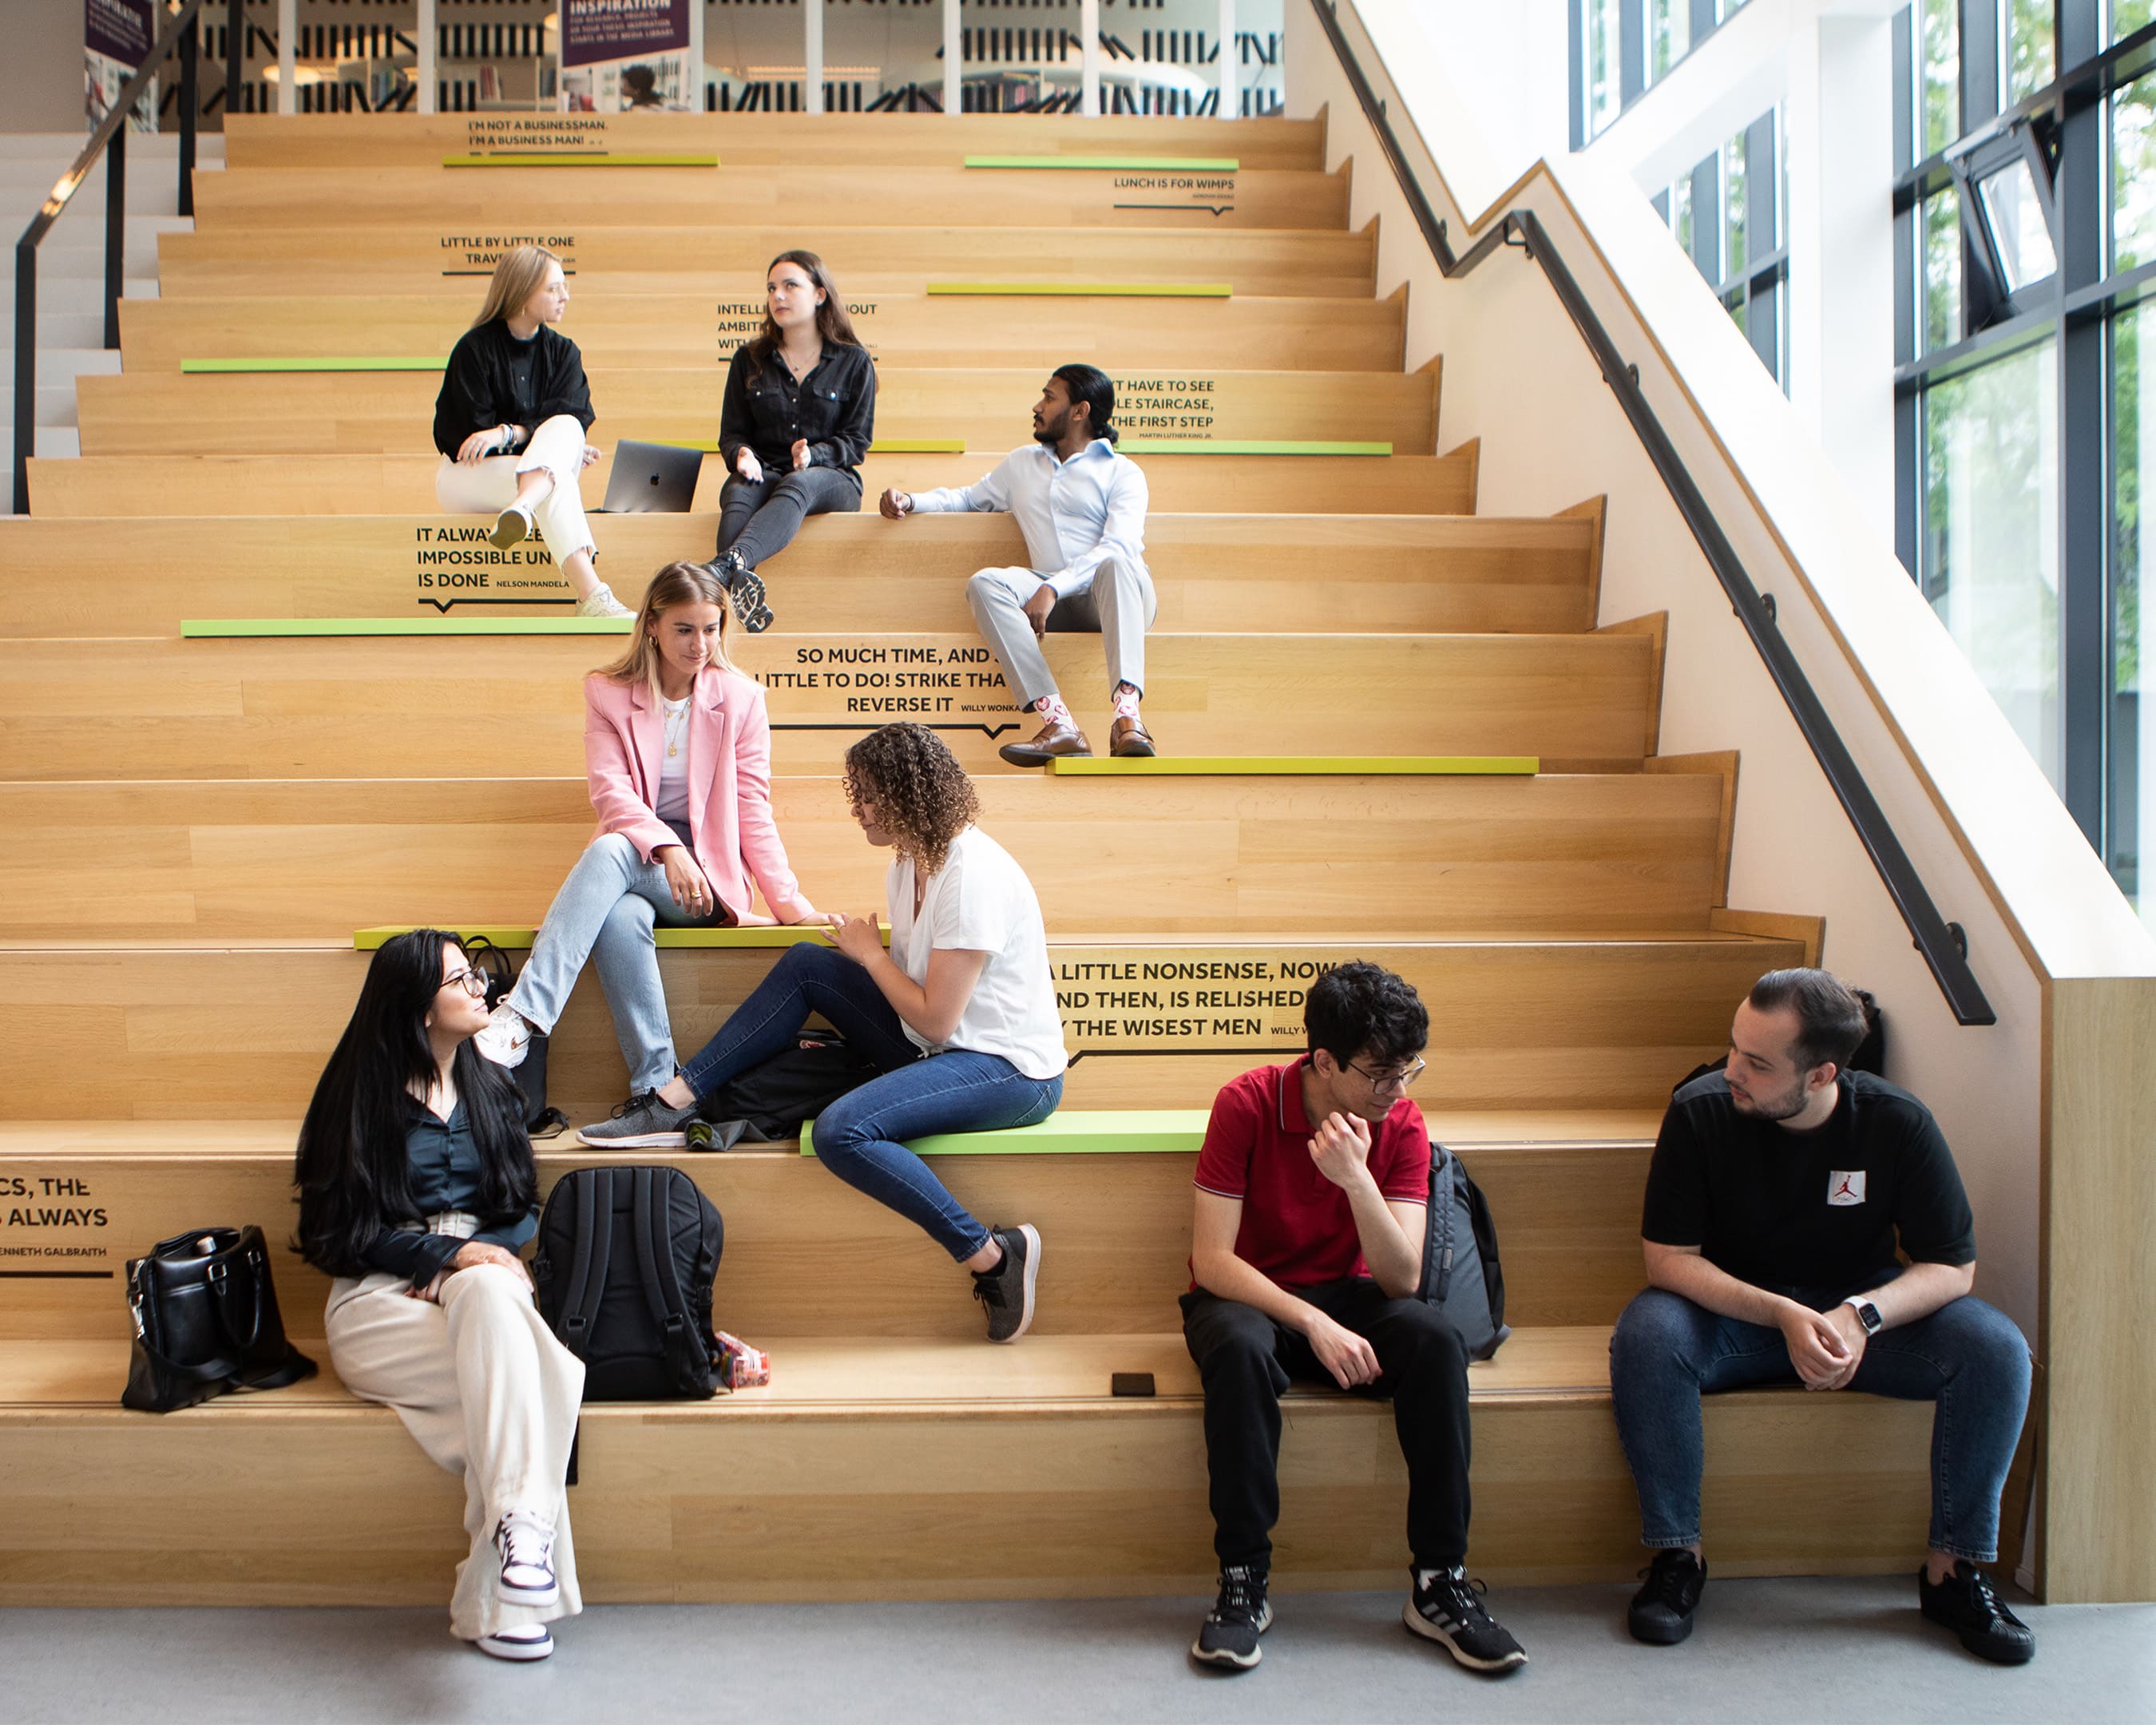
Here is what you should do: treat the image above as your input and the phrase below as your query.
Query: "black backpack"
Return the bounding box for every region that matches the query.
[1418,1144,1509,1359]
[533,1166,723,1399]
[696,1033,882,1142]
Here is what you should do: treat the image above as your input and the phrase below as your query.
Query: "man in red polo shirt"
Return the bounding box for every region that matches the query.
[1181,962,1527,1676]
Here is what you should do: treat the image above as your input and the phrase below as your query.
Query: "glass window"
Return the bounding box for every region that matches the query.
[1726,125,1750,279]
[1920,0,1960,160]
[1920,341,2064,789]
[1584,0,1622,137]
[1672,170,1695,264]
[1977,157,2058,291]
[2005,0,2054,106]
[2114,68,2156,272]
[1649,0,1692,85]
[1923,187,1964,351]
[2117,304,2154,928]
[2114,1,2156,43]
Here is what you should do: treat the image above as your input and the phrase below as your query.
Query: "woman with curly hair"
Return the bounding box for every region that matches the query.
[621,723,1065,1342]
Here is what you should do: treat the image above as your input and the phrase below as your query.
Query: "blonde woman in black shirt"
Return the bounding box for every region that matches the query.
[696,250,877,633]
[433,244,630,618]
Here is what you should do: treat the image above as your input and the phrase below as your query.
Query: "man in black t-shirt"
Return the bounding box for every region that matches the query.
[1609,968,2035,1665]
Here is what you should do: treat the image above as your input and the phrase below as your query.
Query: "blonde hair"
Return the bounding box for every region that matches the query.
[471,244,562,331]
[595,562,739,702]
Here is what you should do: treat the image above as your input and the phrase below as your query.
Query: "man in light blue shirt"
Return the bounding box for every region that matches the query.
[879,364,1156,766]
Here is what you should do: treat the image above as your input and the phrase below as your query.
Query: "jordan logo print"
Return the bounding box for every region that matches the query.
[1827,1170,1867,1206]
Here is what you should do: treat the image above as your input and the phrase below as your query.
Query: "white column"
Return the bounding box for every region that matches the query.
[279,0,296,114]
[944,0,961,114]
[689,0,705,112]
[414,0,435,114]
[1080,0,1100,116]
[805,0,823,113]
[1217,0,1236,119]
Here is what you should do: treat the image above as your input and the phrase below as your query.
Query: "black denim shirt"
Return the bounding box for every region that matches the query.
[357,1096,540,1287]
[432,319,595,459]
[718,340,876,475]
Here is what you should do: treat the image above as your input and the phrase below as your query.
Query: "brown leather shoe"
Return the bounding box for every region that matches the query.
[1109,715,1157,758]
[998,719,1092,767]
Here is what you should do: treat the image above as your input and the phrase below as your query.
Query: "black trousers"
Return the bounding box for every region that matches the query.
[716,466,862,569]
[1180,1279,1472,1572]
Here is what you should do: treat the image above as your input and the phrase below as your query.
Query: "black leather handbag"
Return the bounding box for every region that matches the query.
[121,1225,318,1413]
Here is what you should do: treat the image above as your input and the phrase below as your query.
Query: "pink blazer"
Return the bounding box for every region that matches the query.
[582,666,816,924]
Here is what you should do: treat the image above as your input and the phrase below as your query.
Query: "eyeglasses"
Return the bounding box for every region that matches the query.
[1346,1057,1426,1094]
[438,968,489,1000]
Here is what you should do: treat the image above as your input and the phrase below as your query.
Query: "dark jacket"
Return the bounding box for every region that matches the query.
[433,319,595,459]
[719,340,876,476]
[355,1095,540,1287]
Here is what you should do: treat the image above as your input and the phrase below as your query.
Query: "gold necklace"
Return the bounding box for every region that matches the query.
[664,699,689,759]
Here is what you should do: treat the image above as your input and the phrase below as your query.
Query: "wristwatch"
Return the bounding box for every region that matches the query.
[1842,1295,1885,1336]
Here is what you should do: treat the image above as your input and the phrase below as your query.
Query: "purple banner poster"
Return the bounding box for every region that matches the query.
[559,0,690,71]
[85,0,159,133]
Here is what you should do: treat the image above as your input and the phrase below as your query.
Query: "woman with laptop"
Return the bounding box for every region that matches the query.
[473,562,829,1124]
[432,244,632,618]
[696,250,877,634]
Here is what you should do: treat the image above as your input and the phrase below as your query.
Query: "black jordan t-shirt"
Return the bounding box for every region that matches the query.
[1640,1069,1976,1296]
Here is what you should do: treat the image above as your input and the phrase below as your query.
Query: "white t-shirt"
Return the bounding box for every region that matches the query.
[886,825,1067,1081]
[655,696,692,822]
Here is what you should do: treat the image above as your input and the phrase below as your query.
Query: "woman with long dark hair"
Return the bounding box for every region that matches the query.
[431,243,628,617]
[295,929,582,1663]
[618,724,1064,1342]
[696,250,877,634]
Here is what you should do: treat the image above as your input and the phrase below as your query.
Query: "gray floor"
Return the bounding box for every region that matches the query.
[4,1576,2150,1723]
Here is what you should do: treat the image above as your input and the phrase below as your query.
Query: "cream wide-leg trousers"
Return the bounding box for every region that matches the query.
[325,1261,585,1641]
[433,411,597,574]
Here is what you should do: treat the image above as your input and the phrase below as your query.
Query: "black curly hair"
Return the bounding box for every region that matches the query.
[842,723,981,876]
[1304,962,1429,1072]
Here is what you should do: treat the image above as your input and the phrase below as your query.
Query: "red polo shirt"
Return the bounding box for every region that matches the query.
[1191,1057,1432,1290]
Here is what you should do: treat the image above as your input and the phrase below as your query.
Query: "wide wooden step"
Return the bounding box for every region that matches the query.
[26,449,1480,520]
[0,1328,1935,1601]
[0,631,1657,779]
[77,365,1441,458]
[156,223,1380,300]
[0,1115,1663,1339]
[120,291,1408,375]
[0,769,1730,941]
[188,165,1350,234]
[0,506,1591,641]
[218,112,1330,172]
[0,930,1805,1120]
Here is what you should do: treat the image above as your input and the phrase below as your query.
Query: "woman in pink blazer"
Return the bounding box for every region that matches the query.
[475,562,822,1129]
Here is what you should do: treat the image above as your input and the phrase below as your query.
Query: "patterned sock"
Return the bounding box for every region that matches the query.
[1112,682,1143,721]
[1034,693,1075,728]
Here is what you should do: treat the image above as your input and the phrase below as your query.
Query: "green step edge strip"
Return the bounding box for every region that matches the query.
[181,356,446,374]
[184,617,628,637]
[962,156,1239,171]
[803,1108,1209,1158]
[652,438,967,454]
[925,283,1232,298]
[1116,439,1393,456]
[354,925,882,951]
[442,153,719,167]
[1050,755,1540,776]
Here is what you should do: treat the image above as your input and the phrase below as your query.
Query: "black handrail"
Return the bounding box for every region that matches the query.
[1311,0,1995,1025]
[13,0,247,518]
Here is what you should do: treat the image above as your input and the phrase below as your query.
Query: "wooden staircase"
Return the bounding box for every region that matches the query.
[0,109,1932,1605]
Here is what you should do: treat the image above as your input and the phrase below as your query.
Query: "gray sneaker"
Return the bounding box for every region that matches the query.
[576,1090,699,1148]
[969,1223,1041,1342]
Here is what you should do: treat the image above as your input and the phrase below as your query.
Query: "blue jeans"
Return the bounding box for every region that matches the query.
[507,830,727,1095]
[680,942,1063,1259]
[1608,1283,2031,1562]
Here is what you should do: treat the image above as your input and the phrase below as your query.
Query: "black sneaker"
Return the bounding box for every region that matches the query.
[1628,1549,1706,1644]
[703,552,772,633]
[969,1223,1040,1342]
[576,1090,699,1148]
[1919,1560,2035,1665]
[1190,1563,1272,1671]
[1404,1566,1528,1674]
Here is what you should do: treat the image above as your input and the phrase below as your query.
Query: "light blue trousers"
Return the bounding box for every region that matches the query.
[505,831,727,1095]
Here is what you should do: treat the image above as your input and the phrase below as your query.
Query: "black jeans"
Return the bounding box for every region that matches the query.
[1180,1279,1472,1572]
[716,466,863,569]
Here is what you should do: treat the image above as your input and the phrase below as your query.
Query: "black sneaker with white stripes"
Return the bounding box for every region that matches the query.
[1403,1565,1528,1673]
[969,1223,1041,1342]
[1190,1563,1272,1671]
[493,1512,559,1608]
[703,551,773,633]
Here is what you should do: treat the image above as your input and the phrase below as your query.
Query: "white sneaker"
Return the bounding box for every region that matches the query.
[575,581,632,618]
[489,505,533,550]
[475,1624,554,1662]
[474,1002,533,1070]
[493,1512,559,1608]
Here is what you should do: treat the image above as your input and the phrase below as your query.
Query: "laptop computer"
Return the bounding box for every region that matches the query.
[595,438,703,513]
